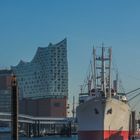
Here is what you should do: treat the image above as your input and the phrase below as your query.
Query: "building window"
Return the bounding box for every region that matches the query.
[54,102,61,107]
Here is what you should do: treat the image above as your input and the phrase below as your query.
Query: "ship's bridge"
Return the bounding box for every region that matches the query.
[115,93,128,102]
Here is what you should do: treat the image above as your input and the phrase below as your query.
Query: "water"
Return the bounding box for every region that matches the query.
[1,134,140,140]
[0,133,77,140]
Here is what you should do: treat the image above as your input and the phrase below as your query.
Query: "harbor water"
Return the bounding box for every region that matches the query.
[1,134,140,140]
[0,133,77,140]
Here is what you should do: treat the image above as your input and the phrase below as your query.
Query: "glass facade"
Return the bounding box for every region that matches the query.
[11,39,68,99]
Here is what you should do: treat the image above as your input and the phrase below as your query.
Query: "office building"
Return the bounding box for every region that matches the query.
[0,69,12,112]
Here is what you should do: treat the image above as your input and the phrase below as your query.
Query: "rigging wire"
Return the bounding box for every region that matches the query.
[131,97,140,110]
[81,50,94,93]
[126,88,140,95]
[128,92,140,102]
[112,55,125,93]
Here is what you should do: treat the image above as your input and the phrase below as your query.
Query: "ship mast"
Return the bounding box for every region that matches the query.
[93,46,112,98]
[93,48,97,91]
[102,46,106,97]
[108,48,112,98]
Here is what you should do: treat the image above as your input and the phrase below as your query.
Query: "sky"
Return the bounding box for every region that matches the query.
[1,0,140,113]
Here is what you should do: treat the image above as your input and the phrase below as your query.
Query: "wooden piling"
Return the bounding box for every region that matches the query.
[11,75,19,140]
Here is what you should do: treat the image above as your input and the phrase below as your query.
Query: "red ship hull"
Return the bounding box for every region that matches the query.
[78,130,129,140]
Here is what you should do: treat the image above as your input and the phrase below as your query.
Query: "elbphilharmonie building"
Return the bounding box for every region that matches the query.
[11,39,68,117]
[12,39,68,99]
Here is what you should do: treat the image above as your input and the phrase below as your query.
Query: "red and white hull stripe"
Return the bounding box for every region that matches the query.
[78,130,130,140]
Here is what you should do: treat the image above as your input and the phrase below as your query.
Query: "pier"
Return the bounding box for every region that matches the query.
[0,112,77,137]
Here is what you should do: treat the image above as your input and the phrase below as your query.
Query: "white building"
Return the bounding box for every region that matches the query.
[11,39,68,99]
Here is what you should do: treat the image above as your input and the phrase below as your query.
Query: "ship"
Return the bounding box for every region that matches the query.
[76,47,132,140]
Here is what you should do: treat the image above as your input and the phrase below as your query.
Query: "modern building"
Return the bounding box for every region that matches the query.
[11,39,68,117]
[12,38,68,99]
[0,69,12,112]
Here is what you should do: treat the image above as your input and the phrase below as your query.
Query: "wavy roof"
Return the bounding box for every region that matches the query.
[13,38,67,68]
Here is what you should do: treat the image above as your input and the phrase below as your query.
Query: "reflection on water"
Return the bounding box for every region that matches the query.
[0,133,77,140]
